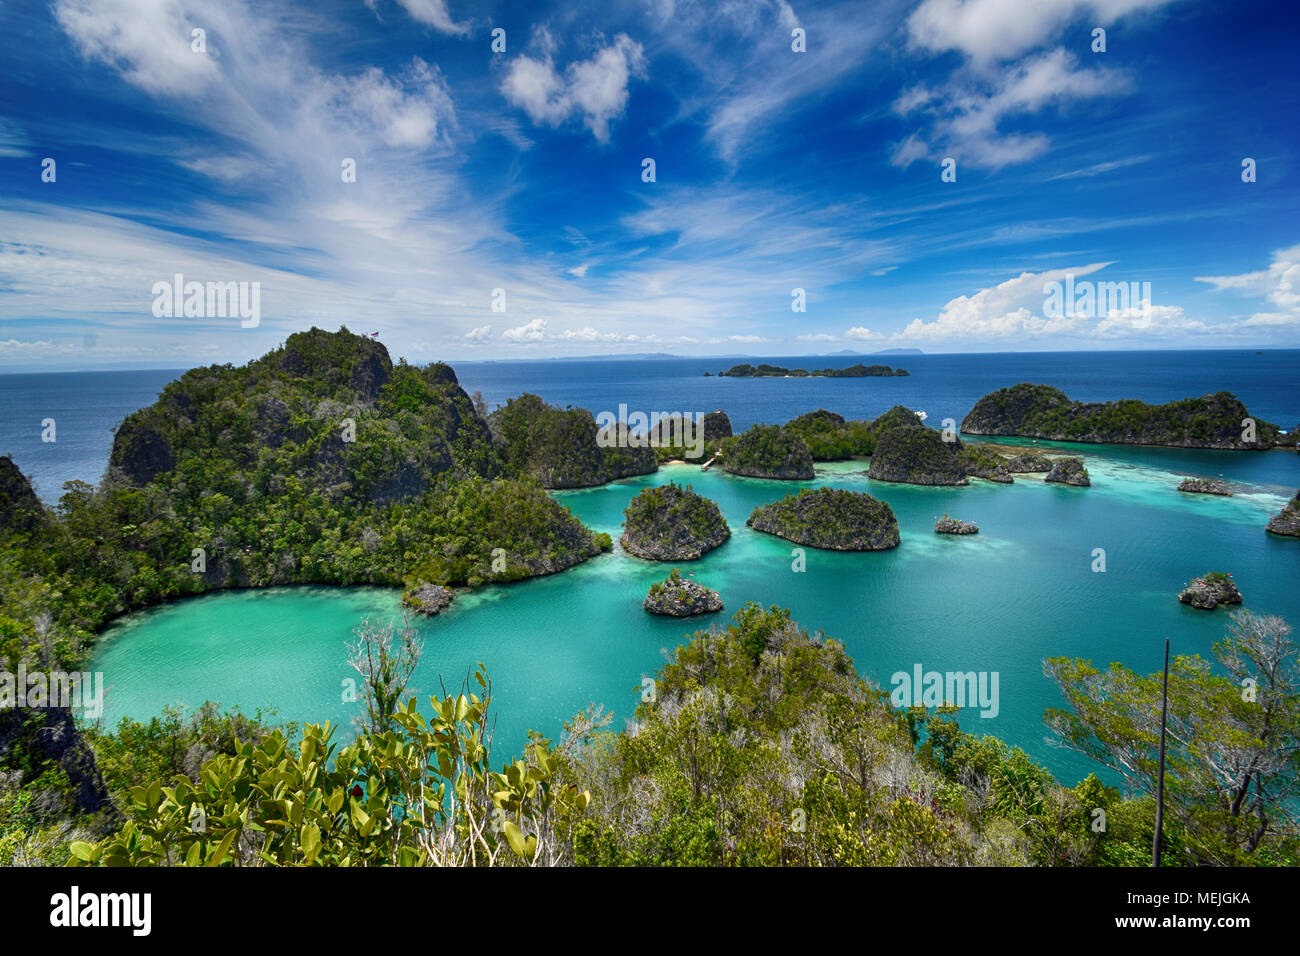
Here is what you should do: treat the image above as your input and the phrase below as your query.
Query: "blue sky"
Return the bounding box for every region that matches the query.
[1,0,1298,369]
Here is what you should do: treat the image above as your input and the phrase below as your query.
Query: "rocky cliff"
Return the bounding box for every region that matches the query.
[1267,490,1300,536]
[0,456,45,535]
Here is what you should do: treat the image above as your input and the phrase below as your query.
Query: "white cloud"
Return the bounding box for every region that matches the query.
[727,334,769,343]
[389,0,469,35]
[502,318,548,342]
[501,33,645,143]
[845,326,881,340]
[897,262,1113,340]
[55,0,223,96]
[906,0,1180,64]
[463,324,492,342]
[1046,155,1151,180]
[796,333,838,342]
[567,263,590,277]
[893,48,1130,169]
[1197,244,1300,324]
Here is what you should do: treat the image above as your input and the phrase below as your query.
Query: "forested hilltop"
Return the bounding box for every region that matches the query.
[962,384,1282,449]
[0,327,611,679]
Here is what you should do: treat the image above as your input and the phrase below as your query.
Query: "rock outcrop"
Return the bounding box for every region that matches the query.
[704,411,733,444]
[0,456,45,534]
[108,415,176,486]
[1178,477,1232,496]
[1178,572,1243,609]
[961,384,1279,449]
[401,582,454,616]
[1045,457,1090,486]
[1005,453,1052,473]
[621,483,730,560]
[747,488,900,550]
[935,516,979,534]
[958,445,1013,483]
[721,425,815,480]
[643,568,723,617]
[0,707,114,818]
[1266,490,1300,536]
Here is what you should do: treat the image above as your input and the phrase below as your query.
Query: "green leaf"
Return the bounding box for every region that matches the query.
[502,820,535,860]
[206,829,238,867]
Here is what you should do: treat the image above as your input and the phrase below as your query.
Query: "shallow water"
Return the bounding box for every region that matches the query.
[90,440,1300,786]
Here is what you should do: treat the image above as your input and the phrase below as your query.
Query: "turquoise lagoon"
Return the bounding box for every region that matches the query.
[90,440,1300,785]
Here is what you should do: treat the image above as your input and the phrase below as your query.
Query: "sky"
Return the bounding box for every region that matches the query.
[0,0,1298,370]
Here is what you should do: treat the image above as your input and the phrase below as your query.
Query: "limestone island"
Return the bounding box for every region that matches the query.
[650,409,732,462]
[961,383,1280,449]
[621,483,730,560]
[1045,457,1090,486]
[101,328,615,599]
[1267,489,1300,536]
[868,413,969,486]
[643,568,723,617]
[1178,572,1243,610]
[1178,477,1232,496]
[719,362,908,378]
[747,488,900,550]
[935,516,979,534]
[721,424,816,480]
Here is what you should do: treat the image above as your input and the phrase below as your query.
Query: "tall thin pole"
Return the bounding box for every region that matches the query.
[1153,637,1170,867]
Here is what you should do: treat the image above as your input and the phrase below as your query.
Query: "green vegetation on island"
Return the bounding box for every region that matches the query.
[488,393,656,487]
[720,424,816,480]
[747,488,900,550]
[869,419,970,486]
[782,409,877,460]
[621,483,730,560]
[961,384,1281,449]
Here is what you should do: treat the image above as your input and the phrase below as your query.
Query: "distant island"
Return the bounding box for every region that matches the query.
[961,384,1281,450]
[719,362,908,378]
